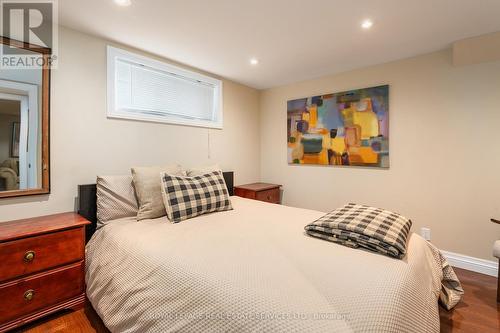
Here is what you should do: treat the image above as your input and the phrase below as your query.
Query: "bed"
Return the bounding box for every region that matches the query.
[80,173,460,333]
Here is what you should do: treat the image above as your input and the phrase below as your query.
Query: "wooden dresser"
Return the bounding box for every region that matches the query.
[234,183,282,204]
[0,213,90,332]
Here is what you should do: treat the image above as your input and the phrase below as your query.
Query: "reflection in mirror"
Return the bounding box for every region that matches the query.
[0,46,43,193]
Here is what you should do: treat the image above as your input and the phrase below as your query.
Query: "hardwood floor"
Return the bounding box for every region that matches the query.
[12,267,499,333]
[14,305,108,333]
[440,267,499,332]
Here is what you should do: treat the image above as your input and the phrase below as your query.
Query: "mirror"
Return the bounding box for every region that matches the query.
[0,37,50,198]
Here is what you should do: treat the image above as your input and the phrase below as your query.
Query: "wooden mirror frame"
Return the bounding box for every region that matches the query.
[0,37,50,198]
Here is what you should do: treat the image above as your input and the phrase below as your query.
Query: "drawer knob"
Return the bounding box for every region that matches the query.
[24,289,35,301]
[24,250,35,263]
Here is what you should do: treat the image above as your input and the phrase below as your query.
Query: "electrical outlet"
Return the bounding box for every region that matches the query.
[420,227,431,241]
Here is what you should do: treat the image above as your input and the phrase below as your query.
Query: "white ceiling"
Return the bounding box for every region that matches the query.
[59,0,500,89]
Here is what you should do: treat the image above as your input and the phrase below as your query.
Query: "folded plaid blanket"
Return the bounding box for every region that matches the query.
[305,203,412,259]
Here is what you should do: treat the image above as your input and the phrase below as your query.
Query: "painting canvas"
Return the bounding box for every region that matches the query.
[287,85,389,168]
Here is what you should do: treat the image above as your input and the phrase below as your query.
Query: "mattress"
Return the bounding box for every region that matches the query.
[86,196,449,332]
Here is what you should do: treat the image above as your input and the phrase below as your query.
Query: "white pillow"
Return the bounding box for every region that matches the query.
[131,164,186,220]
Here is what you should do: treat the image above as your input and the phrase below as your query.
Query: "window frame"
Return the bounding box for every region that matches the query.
[106,46,223,129]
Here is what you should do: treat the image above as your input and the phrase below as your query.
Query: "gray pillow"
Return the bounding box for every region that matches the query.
[132,164,186,220]
[96,175,138,228]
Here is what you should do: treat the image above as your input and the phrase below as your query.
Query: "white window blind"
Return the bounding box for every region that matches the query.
[107,46,223,128]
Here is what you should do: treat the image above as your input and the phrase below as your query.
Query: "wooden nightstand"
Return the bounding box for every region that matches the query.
[234,183,282,204]
[0,213,90,332]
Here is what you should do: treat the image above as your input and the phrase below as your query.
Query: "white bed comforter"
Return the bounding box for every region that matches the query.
[86,196,453,332]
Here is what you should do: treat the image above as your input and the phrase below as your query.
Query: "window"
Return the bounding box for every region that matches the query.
[107,46,223,128]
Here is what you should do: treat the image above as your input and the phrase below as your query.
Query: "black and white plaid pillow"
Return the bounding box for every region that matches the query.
[160,171,233,223]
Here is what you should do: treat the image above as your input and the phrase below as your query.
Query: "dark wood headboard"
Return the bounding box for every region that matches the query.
[78,171,234,242]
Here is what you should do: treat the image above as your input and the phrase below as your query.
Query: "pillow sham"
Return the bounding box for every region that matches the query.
[186,164,221,176]
[132,164,186,220]
[160,171,232,223]
[96,175,138,228]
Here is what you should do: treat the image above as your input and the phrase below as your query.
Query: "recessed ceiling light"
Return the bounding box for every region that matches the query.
[114,0,131,6]
[250,58,259,65]
[361,19,373,29]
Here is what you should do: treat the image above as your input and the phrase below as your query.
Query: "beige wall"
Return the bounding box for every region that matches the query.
[453,31,500,66]
[260,49,500,260]
[0,27,260,221]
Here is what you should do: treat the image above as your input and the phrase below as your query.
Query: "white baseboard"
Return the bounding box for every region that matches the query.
[441,250,498,277]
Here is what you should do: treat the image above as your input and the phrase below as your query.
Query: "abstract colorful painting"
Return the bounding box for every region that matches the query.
[287,85,389,168]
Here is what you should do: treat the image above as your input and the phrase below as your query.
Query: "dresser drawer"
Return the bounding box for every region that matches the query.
[0,228,84,283]
[0,261,84,324]
[234,188,255,200]
[255,188,280,204]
